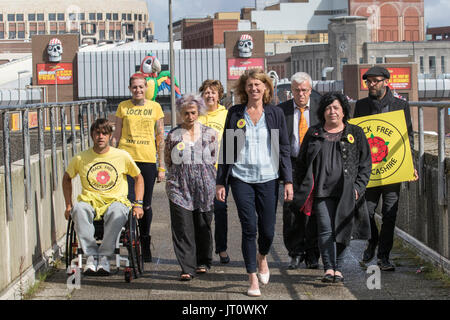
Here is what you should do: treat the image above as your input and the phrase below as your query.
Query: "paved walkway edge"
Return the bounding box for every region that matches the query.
[375,214,450,274]
[0,235,66,300]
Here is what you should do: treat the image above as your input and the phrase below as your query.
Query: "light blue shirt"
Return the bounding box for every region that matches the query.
[231,110,279,183]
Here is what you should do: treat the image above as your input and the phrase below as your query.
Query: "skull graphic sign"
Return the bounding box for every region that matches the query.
[47,38,63,62]
[238,34,253,58]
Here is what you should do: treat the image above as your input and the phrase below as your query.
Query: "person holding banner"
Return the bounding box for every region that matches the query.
[290,92,372,283]
[354,65,418,271]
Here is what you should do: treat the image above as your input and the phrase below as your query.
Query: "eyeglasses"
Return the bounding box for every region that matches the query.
[365,79,385,86]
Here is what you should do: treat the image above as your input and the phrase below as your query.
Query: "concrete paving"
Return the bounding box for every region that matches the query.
[31,182,450,301]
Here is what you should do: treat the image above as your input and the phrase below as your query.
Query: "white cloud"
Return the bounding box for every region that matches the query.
[424,0,450,28]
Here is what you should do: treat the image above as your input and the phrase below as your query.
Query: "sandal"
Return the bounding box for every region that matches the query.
[180,273,193,281]
[196,265,208,274]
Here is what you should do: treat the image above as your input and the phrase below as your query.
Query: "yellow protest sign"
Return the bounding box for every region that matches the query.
[349,110,415,188]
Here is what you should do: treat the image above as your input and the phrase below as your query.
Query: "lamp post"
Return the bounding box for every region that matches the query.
[169,0,176,128]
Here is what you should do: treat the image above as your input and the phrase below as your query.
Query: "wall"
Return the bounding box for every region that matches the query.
[0,146,80,298]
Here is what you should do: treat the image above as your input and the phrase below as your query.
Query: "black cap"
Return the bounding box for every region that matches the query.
[362,66,390,80]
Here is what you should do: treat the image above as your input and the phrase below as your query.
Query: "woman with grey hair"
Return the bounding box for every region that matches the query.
[164,94,218,281]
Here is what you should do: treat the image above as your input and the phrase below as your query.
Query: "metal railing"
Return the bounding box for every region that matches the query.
[409,101,448,206]
[0,99,108,221]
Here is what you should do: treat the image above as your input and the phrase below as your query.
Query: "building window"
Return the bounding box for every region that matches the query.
[376,57,383,64]
[429,56,436,76]
[127,14,131,21]
[107,13,112,20]
[420,56,424,73]
[134,14,137,21]
[18,31,25,38]
[8,14,15,21]
[139,14,142,21]
[9,31,16,39]
[49,13,56,21]
[97,13,103,20]
[16,14,24,21]
[441,56,445,74]
[122,13,126,20]
[99,30,105,40]
[89,13,95,20]
[109,30,114,39]
[0,14,3,21]
[116,30,121,39]
[78,13,85,20]
[340,58,348,72]
[37,13,44,21]
[0,31,4,39]
[28,14,36,21]
[30,30,37,36]
[58,13,65,21]
[359,57,364,64]
[113,13,118,21]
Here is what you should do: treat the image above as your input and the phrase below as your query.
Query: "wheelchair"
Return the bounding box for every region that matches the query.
[65,209,144,283]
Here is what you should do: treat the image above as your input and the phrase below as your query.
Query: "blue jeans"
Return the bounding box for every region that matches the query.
[314,197,348,273]
[230,176,279,274]
[214,183,229,254]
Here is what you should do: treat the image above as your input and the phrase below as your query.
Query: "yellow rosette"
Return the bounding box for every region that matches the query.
[176,142,185,151]
[347,134,355,144]
[237,119,246,129]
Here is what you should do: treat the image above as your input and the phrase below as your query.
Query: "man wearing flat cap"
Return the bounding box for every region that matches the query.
[354,65,418,271]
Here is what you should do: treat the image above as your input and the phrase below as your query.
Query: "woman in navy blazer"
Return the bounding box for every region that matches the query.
[216,68,293,297]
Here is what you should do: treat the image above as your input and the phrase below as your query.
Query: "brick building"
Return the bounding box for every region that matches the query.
[183,18,239,49]
[426,26,450,41]
[348,0,424,42]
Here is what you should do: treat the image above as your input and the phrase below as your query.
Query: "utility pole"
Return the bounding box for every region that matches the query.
[169,0,176,128]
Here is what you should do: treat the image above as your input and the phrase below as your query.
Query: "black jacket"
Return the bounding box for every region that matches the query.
[277,90,322,154]
[290,123,372,245]
[353,86,414,153]
[216,103,292,186]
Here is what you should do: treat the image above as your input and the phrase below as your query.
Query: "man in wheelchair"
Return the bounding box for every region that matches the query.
[62,118,144,275]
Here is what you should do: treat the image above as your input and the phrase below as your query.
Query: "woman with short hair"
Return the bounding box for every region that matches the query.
[164,94,218,281]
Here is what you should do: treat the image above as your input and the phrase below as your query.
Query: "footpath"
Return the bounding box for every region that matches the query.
[31,182,450,303]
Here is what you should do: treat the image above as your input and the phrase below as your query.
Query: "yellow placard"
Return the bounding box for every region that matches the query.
[349,110,415,188]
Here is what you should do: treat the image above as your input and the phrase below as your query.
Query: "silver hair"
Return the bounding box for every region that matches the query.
[176,94,207,116]
[291,72,312,87]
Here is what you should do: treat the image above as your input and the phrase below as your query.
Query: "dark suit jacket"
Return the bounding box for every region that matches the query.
[277,89,322,157]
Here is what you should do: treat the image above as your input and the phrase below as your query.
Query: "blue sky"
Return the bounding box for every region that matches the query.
[147,0,449,41]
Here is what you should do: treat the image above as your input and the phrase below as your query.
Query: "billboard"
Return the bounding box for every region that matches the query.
[227,58,265,80]
[360,67,411,90]
[37,63,73,85]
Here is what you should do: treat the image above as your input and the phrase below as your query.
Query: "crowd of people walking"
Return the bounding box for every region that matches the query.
[63,65,418,297]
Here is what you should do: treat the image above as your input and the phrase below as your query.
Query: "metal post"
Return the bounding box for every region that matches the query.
[169,0,176,128]
[87,103,93,148]
[70,104,77,156]
[79,104,86,151]
[61,106,68,171]
[38,107,46,199]
[437,106,446,206]
[2,111,13,220]
[418,106,424,195]
[50,106,58,190]
[22,109,32,210]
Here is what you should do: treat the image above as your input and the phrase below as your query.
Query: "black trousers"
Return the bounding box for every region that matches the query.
[282,201,319,258]
[283,160,319,259]
[127,162,157,238]
[169,201,213,275]
[365,183,401,259]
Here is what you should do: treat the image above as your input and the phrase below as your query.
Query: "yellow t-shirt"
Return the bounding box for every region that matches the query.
[66,147,141,220]
[115,99,164,163]
[198,104,228,168]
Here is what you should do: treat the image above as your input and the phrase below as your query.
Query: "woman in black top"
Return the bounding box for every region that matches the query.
[290,92,372,283]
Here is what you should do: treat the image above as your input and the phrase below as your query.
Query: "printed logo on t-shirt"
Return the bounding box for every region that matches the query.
[86,162,119,191]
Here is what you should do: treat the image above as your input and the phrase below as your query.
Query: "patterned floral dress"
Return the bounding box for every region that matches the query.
[164,123,218,212]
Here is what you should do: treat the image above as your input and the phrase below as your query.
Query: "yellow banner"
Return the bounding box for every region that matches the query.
[349,110,415,188]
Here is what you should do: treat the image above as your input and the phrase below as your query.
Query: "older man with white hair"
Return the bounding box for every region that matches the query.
[277,72,321,270]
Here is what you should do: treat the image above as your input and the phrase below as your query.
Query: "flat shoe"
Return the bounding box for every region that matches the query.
[257,271,270,285]
[219,254,230,264]
[196,265,208,274]
[334,275,344,283]
[247,288,261,297]
[180,273,193,281]
[321,274,334,283]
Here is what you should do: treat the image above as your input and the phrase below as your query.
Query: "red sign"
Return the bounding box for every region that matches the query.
[37,63,73,85]
[360,67,411,90]
[227,58,265,80]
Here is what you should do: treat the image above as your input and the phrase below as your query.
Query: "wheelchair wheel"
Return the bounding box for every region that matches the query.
[126,214,143,280]
[65,217,77,270]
